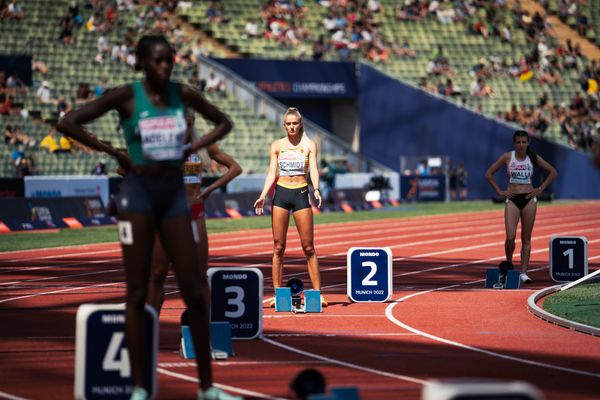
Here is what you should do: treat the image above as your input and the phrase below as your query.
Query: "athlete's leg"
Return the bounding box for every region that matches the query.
[271,206,290,289]
[504,201,520,264]
[292,208,320,290]
[147,233,169,313]
[159,215,212,390]
[519,198,537,273]
[119,213,156,389]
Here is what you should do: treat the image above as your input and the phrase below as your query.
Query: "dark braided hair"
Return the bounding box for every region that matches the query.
[513,130,538,165]
[134,35,175,72]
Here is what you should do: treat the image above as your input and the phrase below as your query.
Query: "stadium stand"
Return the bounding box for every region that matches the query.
[2,0,599,178]
[0,0,344,178]
[177,0,598,152]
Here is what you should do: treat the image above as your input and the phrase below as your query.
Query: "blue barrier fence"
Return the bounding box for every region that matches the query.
[359,64,600,199]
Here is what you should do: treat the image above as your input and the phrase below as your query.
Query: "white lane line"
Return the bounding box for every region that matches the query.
[0,281,124,304]
[261,336,427,385]
[0,391,29,400]
[158,361,323,368]
[0,267,122,287]
[156,367,284,400]
[384,271,600,379]
[265,333,418,337]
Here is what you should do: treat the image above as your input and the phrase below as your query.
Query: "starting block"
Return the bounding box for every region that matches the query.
[307,386,361,400]
[485,261,519,289]
[180,321,234,360]
[305,290,322,313]
[275,287,322,313]
[275,287,292,312]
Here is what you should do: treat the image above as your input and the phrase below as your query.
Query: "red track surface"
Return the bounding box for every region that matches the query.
[1,202,599,400]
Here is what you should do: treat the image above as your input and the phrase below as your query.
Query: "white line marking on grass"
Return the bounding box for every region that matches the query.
[156,368,284,400]
[261,336,427,385]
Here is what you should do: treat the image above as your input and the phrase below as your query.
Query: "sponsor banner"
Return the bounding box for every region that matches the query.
[25,176,109,207]
[213,58,357,98]
[400,175,446,202]
[0,196,110,231]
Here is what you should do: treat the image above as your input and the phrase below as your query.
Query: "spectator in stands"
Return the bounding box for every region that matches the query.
[11,126,34,147]
[56,96,70,118]
[392,37,415,58]
[59,14,76,45]
[31,54,49,74]
[94,77,109,97]
[39,127,60,153]
[10,144,25,167]
[7,0,24,19]
[56,34,236,400]
[205,72,224,94]
[91,159,107,175]
[254,107,326,308]
[4,124,15,144]
[6,72,25,96]
[75,83,93,103]
[189,71,206,93]
[36,81,55,104]
[470,78,494,97]
[312,35,328,60]
[15,156,31,177]
[419,77,438,94]
[206,1,226,24]
[0,95,18,115]
[245,18,260,38]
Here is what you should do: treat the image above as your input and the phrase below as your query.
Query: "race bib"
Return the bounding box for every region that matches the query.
[139,115,187,161]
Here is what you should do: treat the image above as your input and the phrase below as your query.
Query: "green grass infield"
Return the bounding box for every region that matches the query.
[543,282,600,330]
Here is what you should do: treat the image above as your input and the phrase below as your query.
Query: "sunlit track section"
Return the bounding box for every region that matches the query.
[384,278,600,380]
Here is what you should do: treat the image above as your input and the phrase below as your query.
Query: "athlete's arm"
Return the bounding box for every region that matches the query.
[527,155,557,199]
[180,84,232,153]
[254,141,279,215]
[307,140,322,208]
[485,152,511,197]
[57,85,133,170]
[199,143,243,200]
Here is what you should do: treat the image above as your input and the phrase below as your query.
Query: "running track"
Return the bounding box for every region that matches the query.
[1,202,599,400]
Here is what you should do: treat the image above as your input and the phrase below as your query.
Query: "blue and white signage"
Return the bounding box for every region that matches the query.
[75,304,157,400]
[550,236,588,282]
[208,268,263,339]
[347,247,393,302]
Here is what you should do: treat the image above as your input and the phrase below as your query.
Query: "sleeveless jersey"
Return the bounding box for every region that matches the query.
[120,81,187,166]
[507,151,533,184]
[278,141,309,176]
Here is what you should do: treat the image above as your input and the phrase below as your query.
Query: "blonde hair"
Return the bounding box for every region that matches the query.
[283,107,304,135]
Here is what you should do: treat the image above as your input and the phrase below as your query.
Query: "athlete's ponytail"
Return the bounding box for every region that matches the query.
[513,130,538,165]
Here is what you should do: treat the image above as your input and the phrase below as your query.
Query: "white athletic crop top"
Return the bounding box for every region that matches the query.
[278,142,309,176]
[507,151,533,185]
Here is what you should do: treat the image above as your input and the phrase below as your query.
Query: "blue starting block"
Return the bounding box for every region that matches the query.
[485,269,520,289]
[307,386,361,400]
[331,386,361,400]
[305,290,322,313]
[275,287,292,312]
[180,321,233,360]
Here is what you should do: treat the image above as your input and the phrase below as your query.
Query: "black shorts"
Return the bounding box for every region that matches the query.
[272,184,311,212]
[507,193,536,210]
[115,172,189,220]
